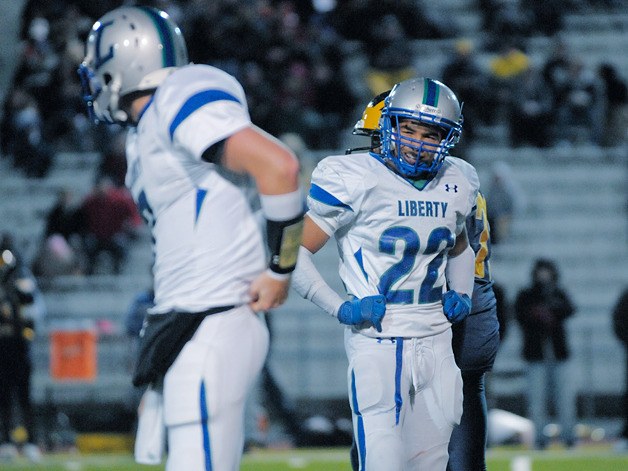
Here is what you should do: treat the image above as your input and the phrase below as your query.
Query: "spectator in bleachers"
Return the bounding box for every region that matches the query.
[483,0,534,51]
[13,13,70,150]
[553,58,603,145]
[441,39,491,147]
[522,0,565,36]
[13,15,59,111]
[598,63,628,147]
[308,47,359,149]
[541,37,573,100]
[485,161,526,244]
[0,87,53,178]
[540,37,601,145]
[31,188,84,279]
[515,258,577,449]
[507,65,553,147]
[362,13,416,98]
[487,43,531,125]
[77,176,142,275]
[43,188,82,242]
[613,287,628,452]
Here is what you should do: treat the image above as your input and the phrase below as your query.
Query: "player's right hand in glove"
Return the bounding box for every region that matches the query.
[442,290,472,324]
[337,294,386,332]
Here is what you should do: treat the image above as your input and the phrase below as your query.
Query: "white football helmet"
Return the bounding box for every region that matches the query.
[78,6,188,125]
[380,78,463,179]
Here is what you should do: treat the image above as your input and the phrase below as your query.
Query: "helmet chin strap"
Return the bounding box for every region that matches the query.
[113,109,129,124]
[107,79,129,125]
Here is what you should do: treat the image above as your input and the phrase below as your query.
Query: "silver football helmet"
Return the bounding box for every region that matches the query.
[380,78,463,179]
[78,6,188,125]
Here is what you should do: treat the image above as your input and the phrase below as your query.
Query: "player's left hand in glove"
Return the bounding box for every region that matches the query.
[337,294,386,332]
[442,290,472,324]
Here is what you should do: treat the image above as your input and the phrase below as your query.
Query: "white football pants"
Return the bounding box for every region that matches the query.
[346,328,462,471]
[163,306,269,471]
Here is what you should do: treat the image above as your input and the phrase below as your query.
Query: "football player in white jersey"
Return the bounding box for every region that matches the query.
[78,6,303,471]
[348,91,502,471]
[292,77,479,470]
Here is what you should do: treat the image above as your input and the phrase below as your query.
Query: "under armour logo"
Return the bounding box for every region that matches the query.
[445,184,458,193]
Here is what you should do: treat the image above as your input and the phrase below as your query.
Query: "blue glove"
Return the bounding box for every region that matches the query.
[442,290,472,323]
[337,295,386,332]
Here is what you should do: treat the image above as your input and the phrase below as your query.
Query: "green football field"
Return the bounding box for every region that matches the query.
[2,447,628,470]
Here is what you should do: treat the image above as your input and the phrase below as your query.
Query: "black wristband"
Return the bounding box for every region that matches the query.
[266,214,304,274]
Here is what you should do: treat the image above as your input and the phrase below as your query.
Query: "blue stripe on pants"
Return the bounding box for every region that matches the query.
[200,380,212,470]
[351,369,366,471]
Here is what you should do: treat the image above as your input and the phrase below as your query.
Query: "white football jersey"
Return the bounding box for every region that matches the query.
[307,153,479,338]
[125,64,265,313]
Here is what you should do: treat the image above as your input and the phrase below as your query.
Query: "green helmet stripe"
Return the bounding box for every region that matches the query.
[139,6,176,67]
[422,78,439,107]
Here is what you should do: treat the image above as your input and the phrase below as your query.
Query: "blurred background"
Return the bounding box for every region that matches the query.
[0,0,626,457]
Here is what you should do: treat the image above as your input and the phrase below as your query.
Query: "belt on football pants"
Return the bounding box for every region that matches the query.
[132,304,236,387]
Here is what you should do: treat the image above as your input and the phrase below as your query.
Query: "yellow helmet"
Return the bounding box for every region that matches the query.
[352,89,391,136]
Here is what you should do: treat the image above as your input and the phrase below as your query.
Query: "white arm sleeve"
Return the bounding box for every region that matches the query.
[292,246,345,317]
[445,244,475,297]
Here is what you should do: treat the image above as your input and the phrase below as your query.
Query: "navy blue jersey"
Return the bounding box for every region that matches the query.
[453,191,500,372]
[466,191,496,314]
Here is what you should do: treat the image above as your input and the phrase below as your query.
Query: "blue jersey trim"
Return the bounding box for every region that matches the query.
[169,90,241,141]
[309,183,353,211]
[354,248,368,282]
[196,188,207,224]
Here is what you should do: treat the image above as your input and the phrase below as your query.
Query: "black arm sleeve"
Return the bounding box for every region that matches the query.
[201,139,226,164]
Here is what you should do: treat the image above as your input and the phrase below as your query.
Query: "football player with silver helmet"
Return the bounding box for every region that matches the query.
[79,6,304,471]
[291,77,479,470]
[78,6,188,125]
[347,86,501,471]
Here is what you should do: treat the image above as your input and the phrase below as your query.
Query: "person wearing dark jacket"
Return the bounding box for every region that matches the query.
[515,258,576,449]
[0,237,42,462]
[612,287,628,451]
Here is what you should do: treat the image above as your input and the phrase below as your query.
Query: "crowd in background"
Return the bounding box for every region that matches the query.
[31,175,142,279]
[0,0,626,181]
[0,0,623,287]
